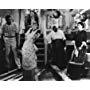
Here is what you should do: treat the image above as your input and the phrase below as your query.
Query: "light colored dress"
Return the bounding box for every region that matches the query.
[22,30,37,70]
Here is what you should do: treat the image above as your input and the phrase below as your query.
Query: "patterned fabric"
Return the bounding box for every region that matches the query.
[22,31,37,70]
[71,47,87,64]
[70,30,87,64]
[2,22,18,37]
[2,22,18,48]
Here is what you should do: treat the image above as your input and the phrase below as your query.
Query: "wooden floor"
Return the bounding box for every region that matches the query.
[0,65,70,81]
[1,64,90,81]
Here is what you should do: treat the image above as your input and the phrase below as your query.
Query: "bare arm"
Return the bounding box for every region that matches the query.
[46,31,53,44]
[25,28,32,36]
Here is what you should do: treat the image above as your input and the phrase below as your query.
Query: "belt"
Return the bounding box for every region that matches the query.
[4,36,16,38]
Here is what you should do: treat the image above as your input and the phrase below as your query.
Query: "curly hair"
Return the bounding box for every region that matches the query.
[53,26,57,32]
[5,14,11,21]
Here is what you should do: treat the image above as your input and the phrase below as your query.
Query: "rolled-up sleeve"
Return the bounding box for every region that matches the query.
[61,31,66,40]
[46,31,53,44]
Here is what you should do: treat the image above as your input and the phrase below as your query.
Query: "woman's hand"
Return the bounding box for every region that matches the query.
[79,46,82,50]
[34,44,38,51]
[82,41,87,46]
[79,41,87,50]
[25,27,32,36]
[74,49,79,57]
[71,40,75,45]
[71,40,77,50]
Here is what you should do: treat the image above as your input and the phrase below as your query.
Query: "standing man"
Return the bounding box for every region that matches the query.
[1,14,21,69]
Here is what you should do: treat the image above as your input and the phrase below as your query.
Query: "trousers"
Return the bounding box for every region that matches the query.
[4,37,21,68]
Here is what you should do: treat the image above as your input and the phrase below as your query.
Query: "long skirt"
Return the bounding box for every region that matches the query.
[52,39,66,70]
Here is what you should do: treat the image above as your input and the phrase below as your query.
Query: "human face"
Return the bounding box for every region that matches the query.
[6,17,12,25]
[32,23,38,30]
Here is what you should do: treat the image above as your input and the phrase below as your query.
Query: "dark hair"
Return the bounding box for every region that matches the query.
[69,9,73,12]
[33,11,39,26]
[78,22,84,28]
[81,13,87,22]
[53,10,61,19]
[5,14,11,21]
[53,26,57,32]
[36,30,41,34]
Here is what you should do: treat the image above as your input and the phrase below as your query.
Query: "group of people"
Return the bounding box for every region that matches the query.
[0,13,41,81]
[46,20,88,79]
[0,9,89,81]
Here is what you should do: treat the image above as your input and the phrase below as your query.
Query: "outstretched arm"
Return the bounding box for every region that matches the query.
[79,41,87,50]
[25,27,32,36]
[71,40,77,50]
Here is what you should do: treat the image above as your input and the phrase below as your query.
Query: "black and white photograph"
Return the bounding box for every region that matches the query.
[0,9,90,81]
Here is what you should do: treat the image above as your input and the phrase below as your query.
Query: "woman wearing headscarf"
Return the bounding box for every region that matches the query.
[47,26,66,71]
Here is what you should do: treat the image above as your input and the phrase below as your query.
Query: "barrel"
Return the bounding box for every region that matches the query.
[67,62,84,80]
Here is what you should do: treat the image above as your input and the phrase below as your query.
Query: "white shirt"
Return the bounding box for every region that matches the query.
[46,29,66,43]
[85,19,88,30]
